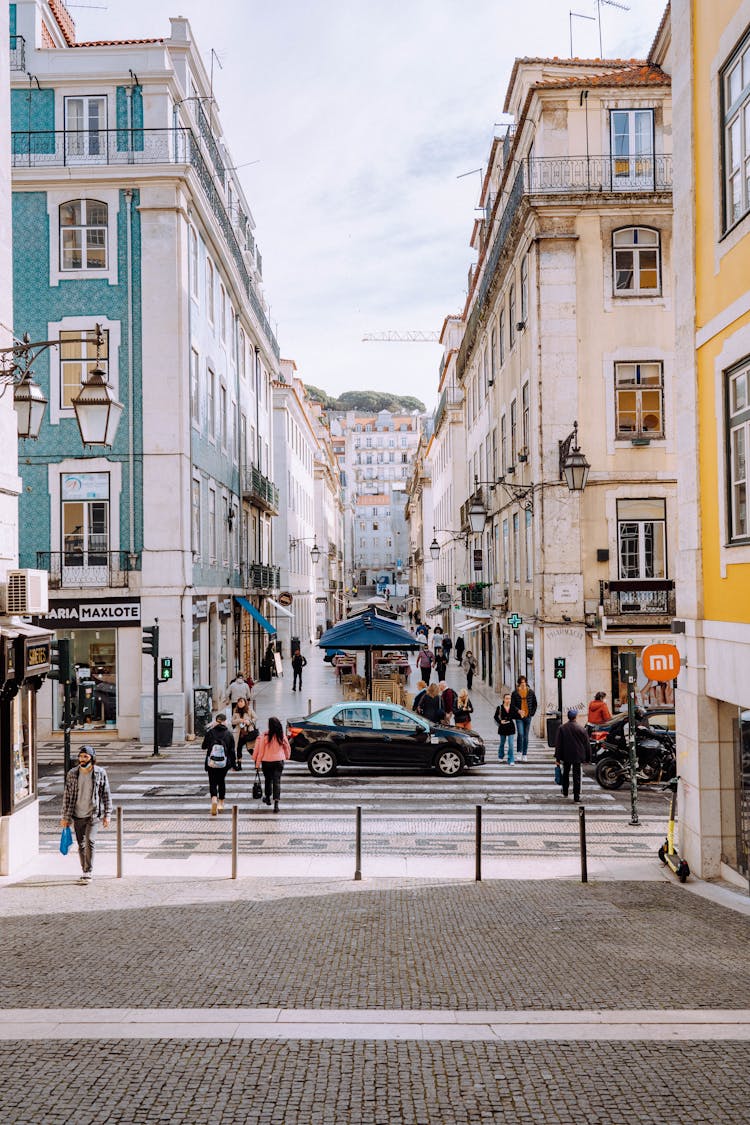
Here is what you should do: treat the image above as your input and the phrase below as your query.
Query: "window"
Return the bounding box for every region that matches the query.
[610,109,654,188]
[222,495,229,564]
[617,498,666,581]
[613,227,661,294]
[490,327,497,384]
[207,368,216,438]
[501,415,508,474]
[380,707,423,731]
[219,384,227,447]
[59,199,108,271]
[59,329,109,409]
[520,254,528,322]
[525,509,532,582]
[513,512,520,583]
[614,362,664,438]
[61,472,109,572]
[509,284,516,347]
[522,382,529,454]
[728,361,750,540]
[206,259,215,322]
[208,488,217,561]
[510,400,518,467]
[190,348,200,425]
[189,227,199,297]
[64,95,106,159]
[499,308,506,364]
[191,478,201,556]
[502,518,509,585]
[723,33,750,227]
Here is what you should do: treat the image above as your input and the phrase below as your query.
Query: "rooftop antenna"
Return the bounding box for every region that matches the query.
[569,10,595,57]
[597,0,630,58]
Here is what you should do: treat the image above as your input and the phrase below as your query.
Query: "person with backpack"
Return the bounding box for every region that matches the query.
[291,649,307,692]
[252,716,291,813]
[202,712,236,816]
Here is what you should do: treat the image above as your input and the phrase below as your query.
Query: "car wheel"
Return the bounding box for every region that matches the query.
[434,748,465,776]
[307,746,337,777]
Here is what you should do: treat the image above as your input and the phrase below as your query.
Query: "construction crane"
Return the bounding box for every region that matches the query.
[362,331,440,342]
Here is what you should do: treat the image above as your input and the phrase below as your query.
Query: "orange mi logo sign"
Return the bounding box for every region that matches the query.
[641,643,681,682]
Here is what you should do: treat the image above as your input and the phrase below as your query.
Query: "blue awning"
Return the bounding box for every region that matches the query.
[235,596,276,635]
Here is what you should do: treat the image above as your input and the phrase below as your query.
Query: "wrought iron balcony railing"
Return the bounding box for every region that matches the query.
[599,579,675,622]
[10,34,25,70]
[241,465,279,513]
[244,563,280,591]
[37,550,139,590]
[11,126,279,358]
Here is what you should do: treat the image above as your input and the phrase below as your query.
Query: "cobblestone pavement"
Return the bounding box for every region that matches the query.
[2,882,748,1012]
[1,1039,747,1124]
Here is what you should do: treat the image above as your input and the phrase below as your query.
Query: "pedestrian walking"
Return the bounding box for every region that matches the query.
[442,634,452,662]
[417,682,445,724]
[231,697,259,770]
[202,712,236,816]
[454,688,474,730]
[415,622,429,642]
[416,645,435,683]
[510,675,538,761]
[225,672,251,713]
[412,680,428,713]
[463,650,477,691]
[408,609,414,625]
[432,626,444,654]
[60,746,112,884]
[494,693,516,763]
[253,716,291,813]
[587,691,612,725]
[291,648,307,692]
[554,709,589,802]
[439,682,456,724]
[435,652,448,681]
[454,635,465,665]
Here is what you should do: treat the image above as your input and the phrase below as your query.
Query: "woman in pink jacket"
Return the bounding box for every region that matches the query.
[252,715,291,812]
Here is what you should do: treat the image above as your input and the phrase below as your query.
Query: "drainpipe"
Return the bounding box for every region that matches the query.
[124,189,135,563]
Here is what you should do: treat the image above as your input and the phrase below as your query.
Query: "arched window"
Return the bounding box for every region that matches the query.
[612,227,661,295]
[59,199,108,271]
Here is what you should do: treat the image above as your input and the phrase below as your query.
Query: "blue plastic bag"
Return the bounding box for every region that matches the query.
[554,763,563,786]
[59,825,73,855]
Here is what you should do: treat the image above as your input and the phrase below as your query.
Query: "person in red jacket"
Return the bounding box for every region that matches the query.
[587,691,612,725]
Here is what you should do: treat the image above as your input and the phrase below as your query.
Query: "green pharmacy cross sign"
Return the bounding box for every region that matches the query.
[507,613,523,629]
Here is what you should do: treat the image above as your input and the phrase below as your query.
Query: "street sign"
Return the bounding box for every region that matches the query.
[507,613,523,629]
[278,592,293,607]
[642,643,681,682]
[554,657,566,680]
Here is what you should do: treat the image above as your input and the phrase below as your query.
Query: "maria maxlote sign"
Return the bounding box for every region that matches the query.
[33,597,141,629]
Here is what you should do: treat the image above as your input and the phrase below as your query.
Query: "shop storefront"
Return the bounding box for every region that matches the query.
[0,623,53,875]
[33,597,140,732]
[732,707,750,879]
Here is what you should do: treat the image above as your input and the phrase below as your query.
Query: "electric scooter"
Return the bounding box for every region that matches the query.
[657,777,690,883]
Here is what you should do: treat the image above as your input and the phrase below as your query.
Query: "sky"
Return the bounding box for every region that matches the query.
[71,0,666,411]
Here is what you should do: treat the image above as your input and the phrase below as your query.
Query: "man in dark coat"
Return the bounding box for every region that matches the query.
[454,636,465,664]
[554,709,590,802]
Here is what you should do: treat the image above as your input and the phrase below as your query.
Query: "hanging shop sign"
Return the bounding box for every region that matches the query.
[278,592,294,607]
[192,598,208,624]
[33,597,141,629]
[18,636,51,678]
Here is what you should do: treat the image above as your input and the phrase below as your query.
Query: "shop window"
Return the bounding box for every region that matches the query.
[10,687,35,808]
[59,328,109,409]
[727,360,750,540]
[722,31,750,229]
[52,630,117,731]
[59,198,108,271]
[615,361,664,438]
[612,227,661,294]
[61,472,110,580]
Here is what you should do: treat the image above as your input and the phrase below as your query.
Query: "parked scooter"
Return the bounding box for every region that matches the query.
[593,724,676,790]
[658,777,690,883]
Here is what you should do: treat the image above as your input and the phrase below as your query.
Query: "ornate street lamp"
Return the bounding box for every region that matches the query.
[560,420,590,492]
[13,370,48,440]
[71,365,124,448]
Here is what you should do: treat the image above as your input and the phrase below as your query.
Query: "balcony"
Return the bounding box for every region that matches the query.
[10,35,25,70]
[241,465,279,513]
[433,384,463,433]
[38,550,139,590]
[459,584,490,609]
[244,564,280,591]
[11,126,279,358]
[599,579,676,629]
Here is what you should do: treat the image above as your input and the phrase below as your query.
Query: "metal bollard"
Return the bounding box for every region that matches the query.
[116,806,123,878]
[231,805,239,880]
[307,697,312,715]
[578,804,588,884]
[354,805,362,881]
[475,805,482,882]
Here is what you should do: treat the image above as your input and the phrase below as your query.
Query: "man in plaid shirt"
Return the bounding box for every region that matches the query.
[60,746,112,884]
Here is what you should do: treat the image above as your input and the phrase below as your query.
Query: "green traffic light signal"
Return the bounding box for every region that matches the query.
[142,624,159,659]
[160,656,173,681]
[49,638,73,683]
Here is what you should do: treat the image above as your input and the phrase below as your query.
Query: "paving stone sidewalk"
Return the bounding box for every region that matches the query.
[2,881,748,1012]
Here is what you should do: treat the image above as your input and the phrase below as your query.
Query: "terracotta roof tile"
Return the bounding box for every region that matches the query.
[536,64,669,90]
[72,37,164,47]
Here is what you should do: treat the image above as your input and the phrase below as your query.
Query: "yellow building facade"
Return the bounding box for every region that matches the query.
[671,0,750,887]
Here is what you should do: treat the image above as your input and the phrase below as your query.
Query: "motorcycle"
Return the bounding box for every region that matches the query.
[591,720,676,790]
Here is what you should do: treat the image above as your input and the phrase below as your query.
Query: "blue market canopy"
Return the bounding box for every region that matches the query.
[318,609,420,651]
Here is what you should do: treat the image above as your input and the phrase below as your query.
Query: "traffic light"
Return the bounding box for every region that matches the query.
[49,638,73,683]
[142,624,159,660]
[160,656,173,681]
[554,657,566,680]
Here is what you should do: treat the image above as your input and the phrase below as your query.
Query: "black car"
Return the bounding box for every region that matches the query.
[286,701,485,777]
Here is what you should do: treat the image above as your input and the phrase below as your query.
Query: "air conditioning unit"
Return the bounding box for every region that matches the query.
[5,569,49,615]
